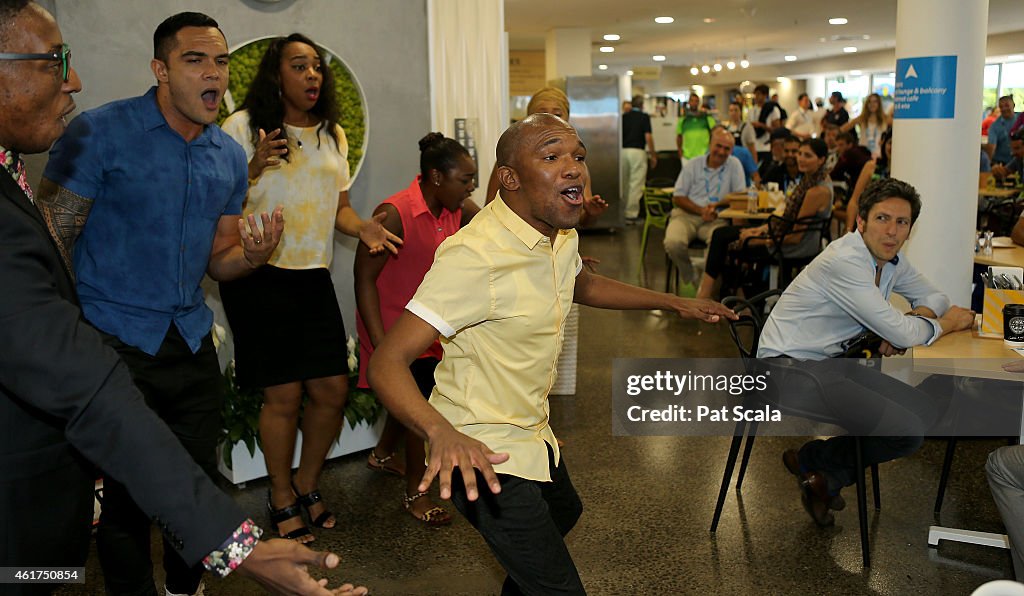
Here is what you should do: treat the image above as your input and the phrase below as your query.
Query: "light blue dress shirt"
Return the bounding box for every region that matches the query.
[673,154,746,207]
[758,230,950,360]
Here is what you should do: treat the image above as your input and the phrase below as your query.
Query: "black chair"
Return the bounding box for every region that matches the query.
[710,289,880,568]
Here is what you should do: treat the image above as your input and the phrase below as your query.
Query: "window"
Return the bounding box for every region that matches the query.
[983,64,1001,115]
[1001,61,1024,108]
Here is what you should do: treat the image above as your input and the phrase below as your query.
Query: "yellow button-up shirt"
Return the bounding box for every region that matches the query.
[407,197,581,481]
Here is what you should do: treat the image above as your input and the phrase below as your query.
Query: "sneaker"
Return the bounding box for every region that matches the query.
[166,582,205,596]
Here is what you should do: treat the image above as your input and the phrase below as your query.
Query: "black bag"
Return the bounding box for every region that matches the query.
[837,330,884,359]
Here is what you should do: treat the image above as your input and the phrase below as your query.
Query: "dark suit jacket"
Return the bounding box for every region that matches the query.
[0,171,244,572]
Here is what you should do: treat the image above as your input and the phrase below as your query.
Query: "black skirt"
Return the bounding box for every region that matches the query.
[220,266,349,389]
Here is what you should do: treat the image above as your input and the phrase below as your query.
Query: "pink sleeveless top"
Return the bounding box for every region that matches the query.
[357,177,463,387]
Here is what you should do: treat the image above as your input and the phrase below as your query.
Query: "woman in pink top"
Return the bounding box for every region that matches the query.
[355,132,479,525]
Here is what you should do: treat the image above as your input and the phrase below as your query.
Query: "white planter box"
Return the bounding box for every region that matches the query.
[217,418,384,485]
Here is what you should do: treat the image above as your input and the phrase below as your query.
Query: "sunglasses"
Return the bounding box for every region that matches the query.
[0,43,71,82]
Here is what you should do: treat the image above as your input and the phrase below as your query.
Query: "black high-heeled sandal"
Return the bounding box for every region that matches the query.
[267,491,314,541]
[292,483,335,529]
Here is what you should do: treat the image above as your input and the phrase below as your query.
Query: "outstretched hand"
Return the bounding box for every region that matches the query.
[236,539,368,595]
[359,212,403,256]
[582,193,609,219]
[668,296,739,323]
[240,205,285,268]
[421,426,509,502]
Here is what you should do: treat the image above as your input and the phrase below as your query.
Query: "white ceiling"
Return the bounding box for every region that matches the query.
[505,0,1024,74]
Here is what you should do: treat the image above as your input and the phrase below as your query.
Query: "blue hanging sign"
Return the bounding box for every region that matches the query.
[894,55,957,119]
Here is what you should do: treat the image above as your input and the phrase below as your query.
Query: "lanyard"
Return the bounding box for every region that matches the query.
[703,157,725,202]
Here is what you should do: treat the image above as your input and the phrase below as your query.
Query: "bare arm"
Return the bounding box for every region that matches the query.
[335,189,402,255]
[354,204,403,349]
[673,194,704,215]
[460,198,481,227]
[845,160,877,232]
[573,268,737,322]
[1012,217,1024,247]
[33,178,94,272]
[207,207,285,282]
[368,312,509,500]
[484,165,500,204]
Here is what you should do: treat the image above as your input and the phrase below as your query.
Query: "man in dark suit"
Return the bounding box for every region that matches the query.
[0,2,365,594]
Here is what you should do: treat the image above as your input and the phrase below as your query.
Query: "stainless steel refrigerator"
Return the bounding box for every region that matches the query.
[562,75,622,229]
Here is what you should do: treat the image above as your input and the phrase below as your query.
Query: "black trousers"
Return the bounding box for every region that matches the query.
[450,444,586,596]
[96,326,223,596]
[772,358,936,493]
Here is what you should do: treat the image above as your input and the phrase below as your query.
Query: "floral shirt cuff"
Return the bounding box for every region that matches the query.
[202,519,263,578]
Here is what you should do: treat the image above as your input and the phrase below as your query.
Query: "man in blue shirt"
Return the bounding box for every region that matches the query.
[988,95,1020,165]
[38,12,283,596]
[758,178,974,526]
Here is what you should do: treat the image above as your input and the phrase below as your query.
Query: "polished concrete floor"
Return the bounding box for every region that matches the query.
[58,224,1015,595]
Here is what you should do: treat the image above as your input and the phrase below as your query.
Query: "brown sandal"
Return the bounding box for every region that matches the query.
[403,491,452,527]
[367,450,404,477]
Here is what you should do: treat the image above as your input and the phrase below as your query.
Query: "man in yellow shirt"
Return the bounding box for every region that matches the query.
[369,113,735,594]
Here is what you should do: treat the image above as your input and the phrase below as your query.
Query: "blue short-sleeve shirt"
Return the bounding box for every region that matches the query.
[44,87,247,355]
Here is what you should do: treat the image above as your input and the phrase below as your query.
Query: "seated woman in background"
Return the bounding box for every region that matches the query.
[844,130,892,232]
[356,133,479,526]
[696,138,832,300]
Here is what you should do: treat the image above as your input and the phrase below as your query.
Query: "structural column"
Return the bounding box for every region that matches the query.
[894,0,988,306]
[545,28,591,83]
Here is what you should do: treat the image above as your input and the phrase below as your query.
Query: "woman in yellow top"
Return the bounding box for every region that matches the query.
[220,33,400,543]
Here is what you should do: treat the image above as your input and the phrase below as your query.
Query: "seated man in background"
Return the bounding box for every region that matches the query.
[757,127,791,182]
[758,178,974,525]
[992,130,1023,184]
[763,135,802,195]
[713,124,759,187]
[664,128,746,287]
[830,131,872,194]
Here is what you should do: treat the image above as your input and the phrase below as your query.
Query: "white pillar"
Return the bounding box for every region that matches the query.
[894,0,988,306]
[545,28,591,83]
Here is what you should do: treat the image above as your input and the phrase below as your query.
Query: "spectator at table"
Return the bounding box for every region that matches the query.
[988,95,1020,165]
[758,127,791,182]
[830,131,873,201]
[714,123,758,187]
[763,136,803,195]
[992,130,1024,184]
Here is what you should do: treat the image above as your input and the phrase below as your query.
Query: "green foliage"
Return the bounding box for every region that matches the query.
[218,38,366,176]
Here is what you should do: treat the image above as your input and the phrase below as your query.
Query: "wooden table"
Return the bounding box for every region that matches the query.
[975,244,1024,268]
[979,187,1022,199]
[718,208,773,220]
[913,329,1023,550]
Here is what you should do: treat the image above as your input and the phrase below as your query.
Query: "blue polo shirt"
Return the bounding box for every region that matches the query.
[990,113,1020,164]
[44,87,247,355]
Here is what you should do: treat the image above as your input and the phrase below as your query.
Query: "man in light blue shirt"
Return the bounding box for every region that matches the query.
[988,95,1020,165]
[758,178,974,525]
[664,128,746,285]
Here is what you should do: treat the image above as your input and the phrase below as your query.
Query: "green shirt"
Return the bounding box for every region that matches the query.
[676,113,716,159]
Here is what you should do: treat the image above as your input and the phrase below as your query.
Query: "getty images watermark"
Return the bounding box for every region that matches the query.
[612,358,1024,438]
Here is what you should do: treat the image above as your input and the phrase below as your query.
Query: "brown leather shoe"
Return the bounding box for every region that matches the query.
[800,471,835,526]
[783,449,839,524]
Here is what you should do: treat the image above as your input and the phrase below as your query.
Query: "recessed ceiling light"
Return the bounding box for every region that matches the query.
[726,61,736,70]
[653,55,666,62]
[654,16,674,24]
[703,18,715,24]
[713,63,722,71]
[626,70,634,76]
[690,66,699,75]
[850,69,862,75]
[603,34,620,41]
[784,55,797,62]
[599,46,615,53]
[843,46,858,53]
[776,76,788,83]
[701,64,710,73]
[829,17,848,25]
[598,64,608,70]
[740,58,750,68]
